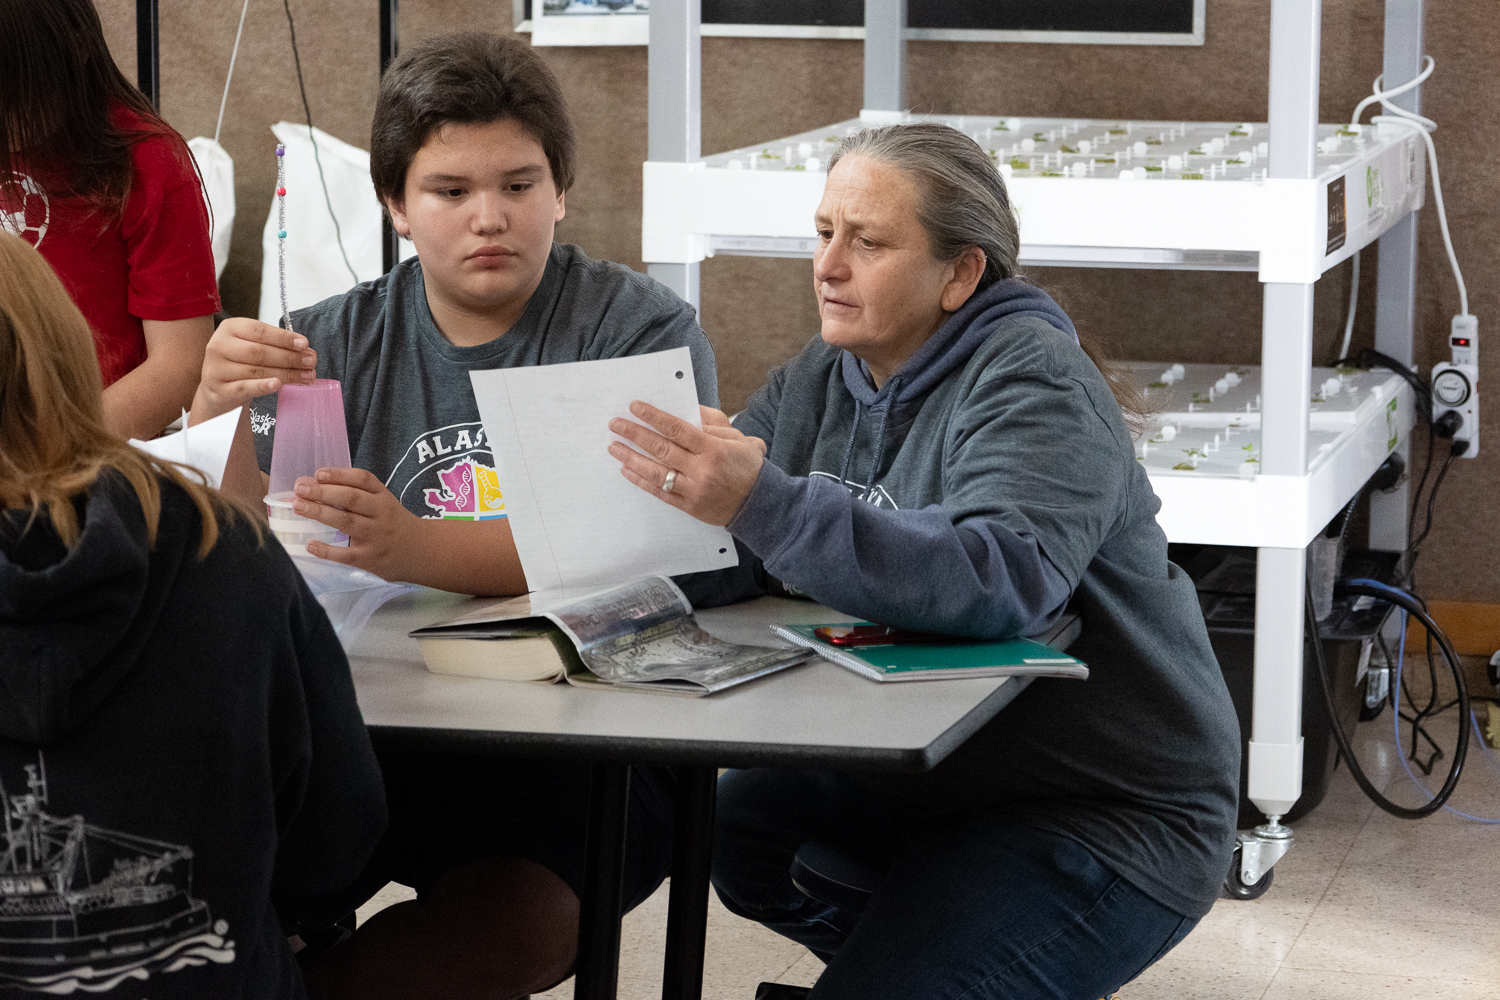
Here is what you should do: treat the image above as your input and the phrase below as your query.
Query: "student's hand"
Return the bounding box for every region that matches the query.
[191,317,318,423]
[292,468,421,582]
[608,402,766,527]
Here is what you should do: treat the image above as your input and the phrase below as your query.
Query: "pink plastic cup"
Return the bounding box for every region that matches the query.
[264,379,352,551]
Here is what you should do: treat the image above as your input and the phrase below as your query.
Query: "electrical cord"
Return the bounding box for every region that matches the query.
[281,0,360,286]
[1337,250,1359,362]
[1398,612,1445,773]
[1350,56,1435,129]
[1334,347,1433,418]
[183,0,252,261]
[1329,347,1454,577]
[1311,576,1467,819]
[1350,56,1468,318]
[1411,444,1461,554]
[1372,587,1446,773]
[1390,618,1500,824]
[1337,57,1469,370]
[1403,424,1438,577]
[215,0,252,146]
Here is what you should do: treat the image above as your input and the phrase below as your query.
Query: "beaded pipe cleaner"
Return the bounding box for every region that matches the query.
[275,143,293,333]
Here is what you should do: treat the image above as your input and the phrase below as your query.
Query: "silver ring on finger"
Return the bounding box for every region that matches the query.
[662,469,678,493]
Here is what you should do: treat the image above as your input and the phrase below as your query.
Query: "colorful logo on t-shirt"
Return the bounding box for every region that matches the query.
[384,421,508,521]
[0,172,50,248]
[423,458,506,520]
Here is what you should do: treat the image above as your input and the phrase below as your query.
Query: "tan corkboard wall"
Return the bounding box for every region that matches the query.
[100,1,1498,603]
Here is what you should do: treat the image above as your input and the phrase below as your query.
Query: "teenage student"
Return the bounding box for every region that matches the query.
[610,124,1241,1000]
[0,0,219,441]
[0,230,385,999]
[192,33,711,1000]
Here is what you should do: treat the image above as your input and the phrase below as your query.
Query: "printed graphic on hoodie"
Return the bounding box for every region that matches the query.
[810,471,899,510]
[383,422,507,520]
[0,754,235,993]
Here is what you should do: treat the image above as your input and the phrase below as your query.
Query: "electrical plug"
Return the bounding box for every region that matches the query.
[1431,314,1479,458]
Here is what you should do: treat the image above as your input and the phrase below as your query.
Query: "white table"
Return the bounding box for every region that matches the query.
[346,591,1080,1000]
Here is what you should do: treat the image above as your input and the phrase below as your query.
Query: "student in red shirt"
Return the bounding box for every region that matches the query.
[0,0,219,441]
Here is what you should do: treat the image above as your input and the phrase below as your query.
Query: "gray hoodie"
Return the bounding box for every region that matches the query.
[679,279,1240,918]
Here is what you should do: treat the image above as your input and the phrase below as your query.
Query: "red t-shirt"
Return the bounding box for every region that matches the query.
[1,106,220,387]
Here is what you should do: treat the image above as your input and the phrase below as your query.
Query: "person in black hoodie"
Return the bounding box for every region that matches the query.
[0,229,386,999]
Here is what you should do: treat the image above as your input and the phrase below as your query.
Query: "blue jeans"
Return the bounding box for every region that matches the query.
[712,769,1198,1000]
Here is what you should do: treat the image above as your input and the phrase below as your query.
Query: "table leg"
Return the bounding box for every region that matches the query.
[662,766,718,1000]
[576,762,632,1000]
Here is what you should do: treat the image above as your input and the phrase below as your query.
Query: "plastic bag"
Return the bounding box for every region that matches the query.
[187,137,234,279]
[287,549,417,650]
[257,122,415,324]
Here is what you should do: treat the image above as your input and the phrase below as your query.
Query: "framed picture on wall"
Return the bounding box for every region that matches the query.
[520,0,1204,46]
[530,0,649,46]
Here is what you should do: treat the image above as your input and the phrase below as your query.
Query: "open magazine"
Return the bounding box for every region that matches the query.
[410,576,813,697]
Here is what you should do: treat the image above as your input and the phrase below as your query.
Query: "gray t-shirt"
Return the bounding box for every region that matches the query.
[251,243,717,520]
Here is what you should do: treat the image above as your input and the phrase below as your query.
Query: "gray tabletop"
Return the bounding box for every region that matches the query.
[348,589,1051,771]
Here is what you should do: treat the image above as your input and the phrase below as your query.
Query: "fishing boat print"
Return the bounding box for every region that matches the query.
[0,754,235,993]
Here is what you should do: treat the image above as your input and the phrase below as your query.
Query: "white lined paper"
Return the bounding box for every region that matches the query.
[470,348,738,591]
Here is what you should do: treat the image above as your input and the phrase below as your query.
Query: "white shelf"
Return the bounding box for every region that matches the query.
[1122,363,1414,547]
[643,112,1424,282]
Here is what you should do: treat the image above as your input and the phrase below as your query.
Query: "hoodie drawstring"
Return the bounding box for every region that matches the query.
[865,374,899,493]
[835,374,900,498]
[837,401,864,489]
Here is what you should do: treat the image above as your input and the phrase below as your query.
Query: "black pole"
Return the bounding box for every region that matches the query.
[661,766,717,1000]
[576,762,631,1000]
[135,0,160,110]
[379,0,400,274]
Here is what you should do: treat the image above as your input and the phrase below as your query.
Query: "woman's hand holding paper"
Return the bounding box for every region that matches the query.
[608,402,766,527]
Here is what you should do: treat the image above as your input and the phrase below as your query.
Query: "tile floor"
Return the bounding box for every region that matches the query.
[358,700,1500,999]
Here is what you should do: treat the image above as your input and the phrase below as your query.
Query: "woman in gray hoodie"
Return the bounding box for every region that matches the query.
[608,124,1240,1000]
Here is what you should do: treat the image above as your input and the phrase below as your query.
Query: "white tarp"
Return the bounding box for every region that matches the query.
[187,136,234,279]
[258,121,414,326]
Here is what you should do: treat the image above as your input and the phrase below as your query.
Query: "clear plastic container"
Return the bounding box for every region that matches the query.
[263,492,344,552]
[263,379,352,551]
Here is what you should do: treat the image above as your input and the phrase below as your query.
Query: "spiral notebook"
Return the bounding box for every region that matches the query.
[769,623,1088,683]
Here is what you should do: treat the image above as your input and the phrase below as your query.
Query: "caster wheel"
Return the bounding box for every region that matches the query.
[1358,697,1385,722]
[1487,650,1500,696]
[1223,845,1273,900]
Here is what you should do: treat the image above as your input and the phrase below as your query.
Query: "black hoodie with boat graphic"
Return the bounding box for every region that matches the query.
[0,472,386,997]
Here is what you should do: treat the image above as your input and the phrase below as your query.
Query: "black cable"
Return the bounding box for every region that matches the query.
[1404,424,1438,572]
[281,0,360,286]
[1333,348,1450,579]
[1335,348,1434,419]
[1310,576,1468,819]
[1412,446,1459,554]
[1377,629,1400,710]
[1436,695,1500,710]
[1371,582,1439,766]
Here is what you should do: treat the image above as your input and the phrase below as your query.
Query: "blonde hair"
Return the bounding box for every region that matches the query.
[0,230,256,557]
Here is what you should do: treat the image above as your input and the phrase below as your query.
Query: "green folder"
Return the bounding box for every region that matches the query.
[770,623,1088,683]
